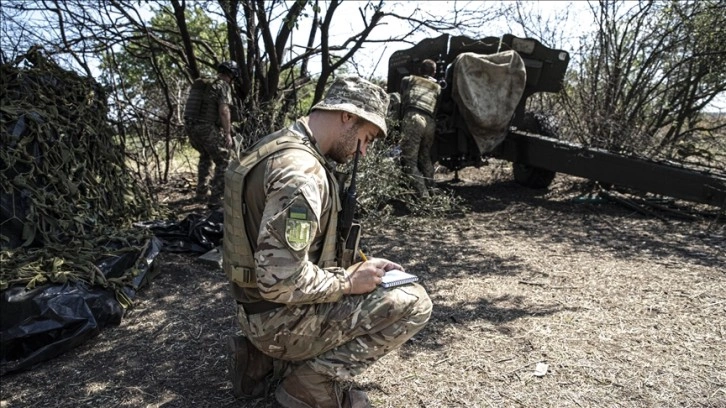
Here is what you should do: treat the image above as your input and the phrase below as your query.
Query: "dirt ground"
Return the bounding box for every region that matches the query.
[1,162,724,408]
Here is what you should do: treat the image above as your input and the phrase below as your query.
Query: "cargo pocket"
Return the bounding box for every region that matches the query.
[246,307,327,361]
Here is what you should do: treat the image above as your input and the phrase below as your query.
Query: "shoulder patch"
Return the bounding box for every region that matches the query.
[285,202,315,251]
[285,217,314,251]
[265,174,322,254]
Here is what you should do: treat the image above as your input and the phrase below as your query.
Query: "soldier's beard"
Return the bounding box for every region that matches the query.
[329,122,362,164]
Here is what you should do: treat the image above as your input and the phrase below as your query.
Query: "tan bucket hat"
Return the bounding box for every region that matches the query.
[311,76,389,137]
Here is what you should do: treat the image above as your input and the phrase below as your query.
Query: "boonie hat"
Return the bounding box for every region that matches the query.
[311,76,389,137]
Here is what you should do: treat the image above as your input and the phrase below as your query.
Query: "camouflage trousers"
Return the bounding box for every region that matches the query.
[236,283,432,381]
[185,122,230,204]
[400,109,436,198]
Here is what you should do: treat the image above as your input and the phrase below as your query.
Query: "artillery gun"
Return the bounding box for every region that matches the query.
[387,34,726,209]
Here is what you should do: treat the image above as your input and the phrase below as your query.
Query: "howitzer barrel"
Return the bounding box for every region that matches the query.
[492,130,726,209]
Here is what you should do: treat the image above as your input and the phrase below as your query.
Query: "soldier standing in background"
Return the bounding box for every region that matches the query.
[183,61,239,209]
[399,59,442,198]
[223,76,432,407]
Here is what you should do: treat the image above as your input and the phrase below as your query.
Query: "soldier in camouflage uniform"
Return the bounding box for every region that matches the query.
[399,59,441,198]
[183,61,238,208]
[223,76,432,408]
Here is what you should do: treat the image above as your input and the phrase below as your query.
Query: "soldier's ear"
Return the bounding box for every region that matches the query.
[341,111,356,124]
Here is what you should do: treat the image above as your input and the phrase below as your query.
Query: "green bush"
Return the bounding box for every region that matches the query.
[354,128,467,224]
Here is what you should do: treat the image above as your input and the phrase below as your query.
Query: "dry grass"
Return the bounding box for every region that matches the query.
[1,163,724,408]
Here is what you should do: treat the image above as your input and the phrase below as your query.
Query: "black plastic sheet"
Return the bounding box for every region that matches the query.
[137,210,223,254]
[0,282,122,375]
[0,207,221,375]
[0,237,163,375]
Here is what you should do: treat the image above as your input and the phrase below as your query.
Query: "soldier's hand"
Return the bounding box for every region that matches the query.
[344,257,404,295]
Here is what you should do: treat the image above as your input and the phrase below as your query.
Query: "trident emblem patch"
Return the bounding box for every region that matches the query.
[285,206,313,251]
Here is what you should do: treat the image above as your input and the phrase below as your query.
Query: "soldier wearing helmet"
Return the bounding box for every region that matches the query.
[399,59,441,198]
[183,60,239,208]
[223,76,432,407]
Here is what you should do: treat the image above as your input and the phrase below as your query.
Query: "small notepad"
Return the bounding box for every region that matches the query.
[380,269,419,288]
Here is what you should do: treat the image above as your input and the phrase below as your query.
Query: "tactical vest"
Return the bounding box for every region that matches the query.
[222,130,341,288]
[183,77,220,124]
[401,75,441,116]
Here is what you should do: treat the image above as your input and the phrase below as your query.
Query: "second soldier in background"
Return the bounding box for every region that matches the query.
[399,59,442,198]
[183,61,239,209]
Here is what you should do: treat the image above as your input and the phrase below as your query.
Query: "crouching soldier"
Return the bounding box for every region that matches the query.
[223,76,433,407]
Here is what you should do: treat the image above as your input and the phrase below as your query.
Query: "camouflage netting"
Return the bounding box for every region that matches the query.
[0,49,159,304]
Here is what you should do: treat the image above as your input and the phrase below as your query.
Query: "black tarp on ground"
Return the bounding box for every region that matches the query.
[0,281,123,375]
[0,212,223,376]
[0,236,163,376]
[137,210,223,254]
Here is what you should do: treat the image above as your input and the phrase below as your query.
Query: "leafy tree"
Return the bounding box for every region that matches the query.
[0,0,504,164]
[559,0,726,162]
[7,0,722,208]
[100,3,229,182]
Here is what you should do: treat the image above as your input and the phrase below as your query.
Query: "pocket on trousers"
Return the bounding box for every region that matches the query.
[247,309,325,361]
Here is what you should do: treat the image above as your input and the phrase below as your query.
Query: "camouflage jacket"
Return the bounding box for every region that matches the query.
[226,118,348,305]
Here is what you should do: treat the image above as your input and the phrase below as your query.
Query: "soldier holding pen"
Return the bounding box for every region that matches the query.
[222,76,433,407]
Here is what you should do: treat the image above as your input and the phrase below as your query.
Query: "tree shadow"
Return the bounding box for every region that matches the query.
[399,293,584,355]
[432,177,725,270]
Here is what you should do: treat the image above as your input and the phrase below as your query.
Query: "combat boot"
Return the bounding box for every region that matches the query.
[275,363,371,408]
[228,335,274,399]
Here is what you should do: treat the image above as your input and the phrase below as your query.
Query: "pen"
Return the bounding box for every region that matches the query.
[358,249,368,262]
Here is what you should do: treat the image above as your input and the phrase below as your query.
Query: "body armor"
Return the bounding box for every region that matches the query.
[223,130,341,289]
[401,75,441,116]
[184,77,220,124]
